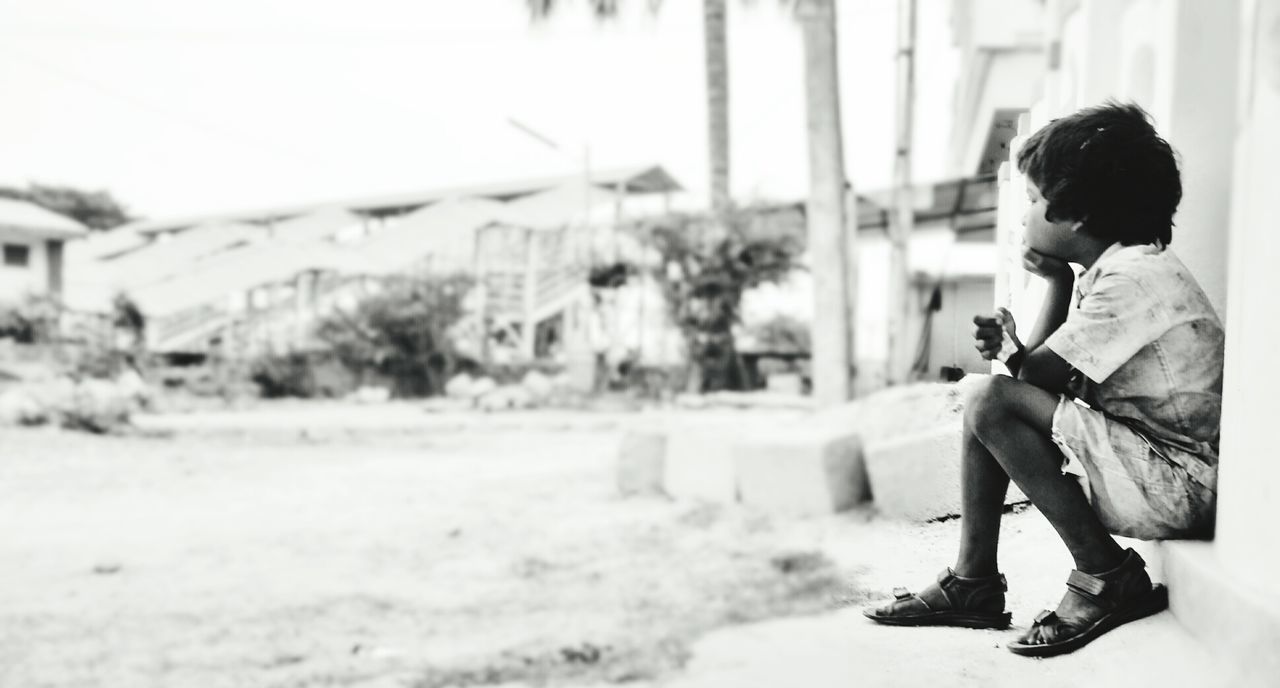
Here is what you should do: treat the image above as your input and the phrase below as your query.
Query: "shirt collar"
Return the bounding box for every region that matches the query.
[1076,242,1162,297]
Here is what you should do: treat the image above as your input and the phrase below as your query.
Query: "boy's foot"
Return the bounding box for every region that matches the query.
[1007,548,1168,657]
[863,568,1012,629]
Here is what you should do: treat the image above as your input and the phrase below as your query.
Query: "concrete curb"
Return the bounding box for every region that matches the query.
[1160,540,1280,687]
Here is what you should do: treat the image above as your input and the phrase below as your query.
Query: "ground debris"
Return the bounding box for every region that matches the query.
[768,550,827,574]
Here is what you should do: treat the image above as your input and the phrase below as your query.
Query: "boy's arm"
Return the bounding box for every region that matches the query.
[1006,250,1075,393]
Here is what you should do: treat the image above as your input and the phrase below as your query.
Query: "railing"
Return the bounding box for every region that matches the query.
[147,225,594,355]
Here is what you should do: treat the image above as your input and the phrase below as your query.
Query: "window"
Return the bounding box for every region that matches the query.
[3,244,30,268]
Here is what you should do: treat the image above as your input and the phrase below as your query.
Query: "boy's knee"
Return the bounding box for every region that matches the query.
[963,375,1017,434]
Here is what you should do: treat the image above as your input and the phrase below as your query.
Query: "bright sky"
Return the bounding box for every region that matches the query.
[0,0,957,220]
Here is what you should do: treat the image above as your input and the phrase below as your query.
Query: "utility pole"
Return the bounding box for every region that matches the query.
[798,0,853,405]
[888,0,917,386]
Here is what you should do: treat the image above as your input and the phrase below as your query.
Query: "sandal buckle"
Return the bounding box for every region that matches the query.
[893,587,912,600]
[1033,609,1057,625]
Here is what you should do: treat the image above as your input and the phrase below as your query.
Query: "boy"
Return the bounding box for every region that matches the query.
[863,102,1223,657]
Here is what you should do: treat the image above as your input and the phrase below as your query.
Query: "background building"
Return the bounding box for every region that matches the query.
[0,197,86,299]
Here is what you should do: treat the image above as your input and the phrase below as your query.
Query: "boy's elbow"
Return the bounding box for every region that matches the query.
[1016,368,1062,394]
[1016,351,1072,394]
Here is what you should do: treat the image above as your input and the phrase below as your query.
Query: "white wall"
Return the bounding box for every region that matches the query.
[0,231,49,300]
[1156,0,1239,317]
[1051,0,1237,315]
[968,0,1043,48]
[1214,0,1280,595]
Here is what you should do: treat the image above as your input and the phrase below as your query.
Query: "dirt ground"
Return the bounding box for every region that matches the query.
[0,401,1218,688]
[0,405,857,688]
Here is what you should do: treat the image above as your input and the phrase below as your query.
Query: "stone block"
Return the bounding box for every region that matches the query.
[662,419,743,504]
[444,373,473,399]
[617,430,666,497]
[765,373,805,395]
[521,370,554,401]
[62,379,132,433]
[0,388,46,426]
[468,377,497,399]
[477,384,532,412]
[350,386,391,404]
[862,421,1027,521]
[733,429,869,515]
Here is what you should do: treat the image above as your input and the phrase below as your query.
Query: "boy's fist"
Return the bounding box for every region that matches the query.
[973,308,1022,362]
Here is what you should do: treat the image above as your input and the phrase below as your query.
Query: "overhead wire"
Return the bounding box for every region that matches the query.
[0,45,325,168]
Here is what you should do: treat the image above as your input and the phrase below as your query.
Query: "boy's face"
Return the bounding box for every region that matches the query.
[1022,178,1080,259]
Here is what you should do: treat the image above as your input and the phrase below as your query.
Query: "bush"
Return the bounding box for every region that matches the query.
[314,274,472,398]
[249,352,316,398]
[0,294,62,344]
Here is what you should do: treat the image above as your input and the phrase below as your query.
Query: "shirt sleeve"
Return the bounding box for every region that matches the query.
[1044,272,1170,384]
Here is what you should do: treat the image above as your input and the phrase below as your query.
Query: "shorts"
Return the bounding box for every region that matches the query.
[1050,396,1217,540]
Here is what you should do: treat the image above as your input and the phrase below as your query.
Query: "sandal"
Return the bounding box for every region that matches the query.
[863,567,1012,629]
[1007,548,1168,657]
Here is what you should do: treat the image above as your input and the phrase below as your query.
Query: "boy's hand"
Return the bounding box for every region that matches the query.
[1022,245,1074,282]
[973,308,1023,362]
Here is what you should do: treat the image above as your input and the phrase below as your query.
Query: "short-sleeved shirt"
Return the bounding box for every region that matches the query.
[1045,243,1225,459]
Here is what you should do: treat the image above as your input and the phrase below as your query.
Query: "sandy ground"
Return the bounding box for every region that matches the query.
[660,509,1227,688]
[0,402,1224,687]
[0,405,841,688]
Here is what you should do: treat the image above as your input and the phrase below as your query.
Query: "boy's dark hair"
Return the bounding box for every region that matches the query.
[1016,101,1182,246]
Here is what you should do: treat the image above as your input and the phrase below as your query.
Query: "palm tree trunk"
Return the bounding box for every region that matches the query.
[704,0,731,213]
[798,0,853,404]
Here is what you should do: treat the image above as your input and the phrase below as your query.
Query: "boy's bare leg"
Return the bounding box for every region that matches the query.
[953,426,1011,577]
[959,376,1126,576]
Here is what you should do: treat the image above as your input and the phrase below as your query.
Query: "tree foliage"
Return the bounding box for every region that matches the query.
[634,208,800,392]
[0,182,133,231]
[0,293,62,344]
[313,275,473,398]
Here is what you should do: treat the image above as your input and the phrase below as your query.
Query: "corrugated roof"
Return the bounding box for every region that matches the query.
[499,180,622,228]
[121,164,682,236]
[129,239,373,316]
[65,226,149,263]
[83,221,263,291]
[270,207,363,244]
[497,180,708,229]
[354,198,518,274]
[0,198,89,239]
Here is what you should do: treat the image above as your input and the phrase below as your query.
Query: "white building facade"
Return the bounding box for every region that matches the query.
[0,198,87,301]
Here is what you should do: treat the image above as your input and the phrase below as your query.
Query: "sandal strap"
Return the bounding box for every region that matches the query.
[893,587,912,600]
[1033,609,1058,625]
[938,567,1008,591]
[1065,549,1148,606]
[934,568,1007,612]
[1066,569,1109,600]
